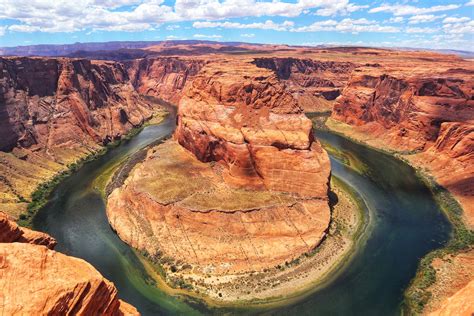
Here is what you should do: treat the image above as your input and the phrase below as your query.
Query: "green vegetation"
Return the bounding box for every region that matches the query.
[16,121,160,228]
[17,148,107,227]
[404,171,474,314]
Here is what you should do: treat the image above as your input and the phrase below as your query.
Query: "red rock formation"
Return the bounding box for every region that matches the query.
[0,56,156,218]
[253,57,355,112]
[175,60,331,196]
[0,211,56,248]
[0,211,139,315]
[331,65,474,226]
[126,57,205,104]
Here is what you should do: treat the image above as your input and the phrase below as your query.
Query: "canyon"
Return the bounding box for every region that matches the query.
[0,42,472,314]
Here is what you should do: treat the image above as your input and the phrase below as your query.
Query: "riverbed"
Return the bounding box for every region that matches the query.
[33,115,451,315]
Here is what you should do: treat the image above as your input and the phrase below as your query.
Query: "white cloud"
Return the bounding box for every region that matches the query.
[443,20,474,34]
[0,26,6,36]
[466,0,474,6]
[0,0,372,34]
[193,20,294,31]
[408,14,445,24]
[369,4,460,16]
[406,27,438,34]
[388,17,404,23]
[193,34,222,39]
[165,35,182,40]
[166,24,180,31]
[443,17,471,23]
[241,33,255,38]
[293,18,400,33]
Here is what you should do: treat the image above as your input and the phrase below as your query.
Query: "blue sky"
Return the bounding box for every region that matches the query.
[0,0,473,50]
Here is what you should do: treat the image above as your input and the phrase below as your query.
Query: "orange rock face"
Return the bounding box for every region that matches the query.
[429,280,474,316]
[126,57,205,104]
[0,212,139,315]
[331,62,474,227]
[175,60,331,196]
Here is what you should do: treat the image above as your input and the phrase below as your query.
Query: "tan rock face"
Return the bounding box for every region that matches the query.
[175,60,331,197]
[0,57,155,218]
[0,212,139,315]
[126,57,205,104]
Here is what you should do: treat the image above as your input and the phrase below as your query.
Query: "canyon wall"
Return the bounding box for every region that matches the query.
[126,57,205,104]
[0,57,155,218]
[0,212,138,315]
[331,65,474,226]
[253,57,355,112]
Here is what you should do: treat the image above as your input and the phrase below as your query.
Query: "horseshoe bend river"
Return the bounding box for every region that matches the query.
[32,114,451,315]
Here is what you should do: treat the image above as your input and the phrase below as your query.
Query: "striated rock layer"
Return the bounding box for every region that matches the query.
[253,57,355,112]
[107,60,331,279]
[331,63,474,227]
[0,57,155,218]
[175,59,331,196]
[0,212,138,315]
[126,57,205,104]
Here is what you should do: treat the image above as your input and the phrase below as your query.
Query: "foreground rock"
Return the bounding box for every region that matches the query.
[107,60,331,299]
[0,57,155,218]
[0,212,138,315]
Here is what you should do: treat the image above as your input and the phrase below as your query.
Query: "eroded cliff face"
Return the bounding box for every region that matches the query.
[0,212,139,315]
[126,57,205,104]
[107,60,332,290]
[0,57,155,218]
[175,60,331,196]
[331,66,474,226]
[253,57,355,112]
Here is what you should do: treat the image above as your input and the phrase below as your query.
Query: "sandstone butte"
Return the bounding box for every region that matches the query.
[0,211,139,315]
[107,58,332,278]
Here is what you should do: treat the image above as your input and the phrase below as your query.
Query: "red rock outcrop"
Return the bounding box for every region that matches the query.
[0,57,156,218]
[331,64,474,226]
[0,212,139,315]
[0,211,56,248]
[175,59,331,196]
[253,57,355,112]
[126,57,205,104]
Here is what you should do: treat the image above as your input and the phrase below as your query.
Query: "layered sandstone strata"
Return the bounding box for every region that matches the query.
[126,57,205,104]
[0,212,138,315]
[0,57,155,218]
[253,57,355,112]
[331,64,474,226]
[107,60,331,287]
